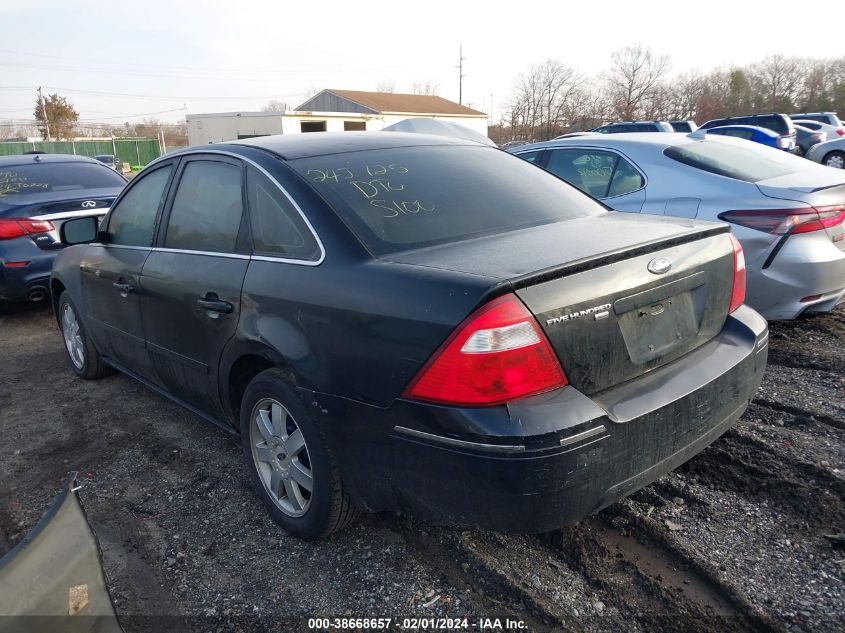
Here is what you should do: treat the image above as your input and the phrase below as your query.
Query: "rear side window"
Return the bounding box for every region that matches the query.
[290,145,605,256]
[106,165,172,247]
[756,115,790,135]
[670,122,691,132]
[165,160,244,253]
[0,162,125,198]
[545,149,615,197]
[246,165,320,260]
[664,141,809,182]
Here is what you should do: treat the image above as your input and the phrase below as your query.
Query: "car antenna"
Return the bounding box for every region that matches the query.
[688,128,708,140]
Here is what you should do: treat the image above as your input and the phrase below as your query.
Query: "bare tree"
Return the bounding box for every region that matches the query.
[412,80,440,96]
[605,44,670,120]
[376,80,395,93]
[263,99,286,112]
[752,55,806,112]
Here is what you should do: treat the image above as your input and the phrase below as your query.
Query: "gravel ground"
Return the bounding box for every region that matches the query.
[0,302,843,633]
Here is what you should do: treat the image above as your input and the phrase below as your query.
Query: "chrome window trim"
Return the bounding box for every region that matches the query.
[150,247,250,260]
[32,209,110,222]
[146,149,326,266]
[393,426,526,453]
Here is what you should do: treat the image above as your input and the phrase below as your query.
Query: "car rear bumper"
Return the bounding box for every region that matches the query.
[311,305,768,533]
[746,231,845,320]
[0,246,55,302]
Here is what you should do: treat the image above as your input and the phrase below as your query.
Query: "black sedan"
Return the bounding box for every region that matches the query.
[1,154,126,304]
[50,133,769,539]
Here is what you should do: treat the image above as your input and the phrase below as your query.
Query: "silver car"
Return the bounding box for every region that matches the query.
[510,133,845,320]
[806,136,845,169]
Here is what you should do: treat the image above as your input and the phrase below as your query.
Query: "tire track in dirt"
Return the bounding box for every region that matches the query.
[680,429,845,530]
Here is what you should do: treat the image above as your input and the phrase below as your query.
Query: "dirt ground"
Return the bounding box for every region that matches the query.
[1,302,843,633]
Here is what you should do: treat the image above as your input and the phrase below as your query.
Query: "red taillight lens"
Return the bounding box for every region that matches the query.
[729,234,746,313]
[836,129,845,136]
[403,293,568,406]
[0,218,55,240]
[718,206,845,235]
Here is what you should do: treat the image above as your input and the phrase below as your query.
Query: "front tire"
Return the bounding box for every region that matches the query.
[823,151,845,169]
[58,291,113,379]
[240,369,358,539]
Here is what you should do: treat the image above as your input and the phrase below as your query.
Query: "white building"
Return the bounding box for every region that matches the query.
[186,89,488,145]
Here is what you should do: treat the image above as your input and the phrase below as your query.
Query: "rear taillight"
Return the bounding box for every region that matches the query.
[777,136,790,149]
[403,293,568,406]
[0,218,55,240]
[718,206,845,235]
[728,234,746,313]
[837,129,845,137]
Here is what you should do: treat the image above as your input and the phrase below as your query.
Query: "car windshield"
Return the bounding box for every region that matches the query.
[0,162,125,198]
[289,145,606,256]
[664,140,810,182]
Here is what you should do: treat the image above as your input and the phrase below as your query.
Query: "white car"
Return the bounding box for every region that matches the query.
[511,133,845,320]
[806,137,845,169]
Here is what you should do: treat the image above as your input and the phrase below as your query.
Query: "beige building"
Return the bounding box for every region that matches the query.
[186,89,488,145]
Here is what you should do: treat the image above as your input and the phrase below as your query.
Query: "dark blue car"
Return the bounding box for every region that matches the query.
[703,125,788,151]
[1,154,126,304]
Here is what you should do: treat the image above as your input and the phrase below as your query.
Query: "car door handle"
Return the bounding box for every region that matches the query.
[197,296,234,314]
[112,281,134,295]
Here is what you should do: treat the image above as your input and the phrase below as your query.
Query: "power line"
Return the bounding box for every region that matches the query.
[0,49,406,77]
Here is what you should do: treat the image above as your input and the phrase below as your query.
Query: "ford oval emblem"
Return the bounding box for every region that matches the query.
[647,257,672,275]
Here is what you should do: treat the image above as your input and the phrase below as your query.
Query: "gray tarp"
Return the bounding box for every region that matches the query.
[383,118,495,146]
[0,473,122,633]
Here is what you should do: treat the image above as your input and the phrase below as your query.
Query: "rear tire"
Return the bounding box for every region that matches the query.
[823,151,845,169]
[240,368,359,539]
[58,291,113,379]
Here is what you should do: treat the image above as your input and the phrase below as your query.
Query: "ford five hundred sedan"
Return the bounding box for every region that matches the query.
[51,133,769,539]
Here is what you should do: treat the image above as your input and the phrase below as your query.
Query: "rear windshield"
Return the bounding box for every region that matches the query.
[289,145,606,255]
[670,122,692,133]
[664,140,811,182]
[0,162,125,198]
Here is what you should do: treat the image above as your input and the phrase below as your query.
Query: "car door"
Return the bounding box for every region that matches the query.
[139,155,250,417]
[79,161,176,375]
[540,147,646,212]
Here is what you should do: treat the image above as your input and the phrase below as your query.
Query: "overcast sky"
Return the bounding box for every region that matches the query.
[1,0,841,125]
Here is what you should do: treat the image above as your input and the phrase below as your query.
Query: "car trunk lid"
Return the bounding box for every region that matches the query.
[386,213,735,395]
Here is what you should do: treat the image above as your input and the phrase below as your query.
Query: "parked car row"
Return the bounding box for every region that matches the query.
[583,112,845,164]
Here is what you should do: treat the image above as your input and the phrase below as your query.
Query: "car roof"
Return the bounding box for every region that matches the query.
[511,131,696,151]
[0,153,103,167]
[224,131,483,160]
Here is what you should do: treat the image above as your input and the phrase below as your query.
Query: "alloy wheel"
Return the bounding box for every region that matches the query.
[61,303,85,370]
[249,398,313,517]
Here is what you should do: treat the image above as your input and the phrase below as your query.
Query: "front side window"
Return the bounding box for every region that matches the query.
[165,160,244,253]
[106,164,173,247]
[514,150,542,163]
[289,145,605,256]
[247,165,320,260]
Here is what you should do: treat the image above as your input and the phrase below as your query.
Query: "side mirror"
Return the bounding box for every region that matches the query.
[60,216,99,245]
